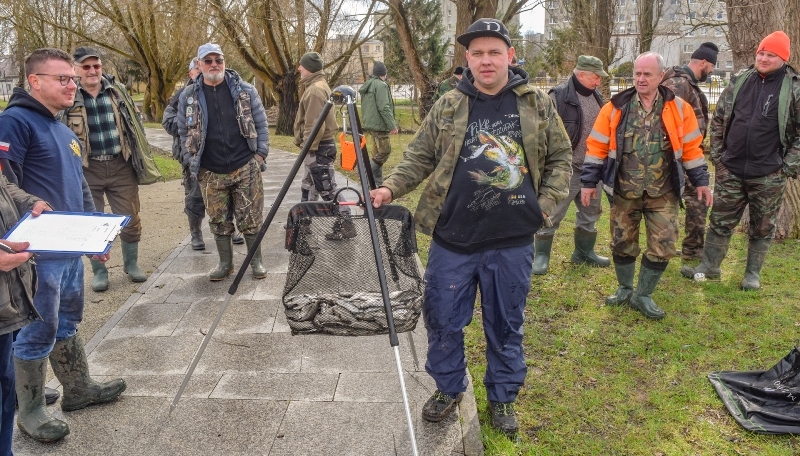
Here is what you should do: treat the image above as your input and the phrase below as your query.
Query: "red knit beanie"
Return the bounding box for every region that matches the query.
[757,31,791,62]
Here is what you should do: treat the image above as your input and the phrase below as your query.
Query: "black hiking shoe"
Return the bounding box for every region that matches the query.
[490,401,518,437]
[325,218,357,241]
[422,390,463,422]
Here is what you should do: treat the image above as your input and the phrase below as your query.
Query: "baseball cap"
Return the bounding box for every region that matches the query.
[456,18,512,48]
[188,58,199,71]
[575,55,609,77]
[197,43,224,60]
[73,46,101,63]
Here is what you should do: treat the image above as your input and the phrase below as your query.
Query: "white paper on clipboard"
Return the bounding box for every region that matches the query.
[3,212,129,255]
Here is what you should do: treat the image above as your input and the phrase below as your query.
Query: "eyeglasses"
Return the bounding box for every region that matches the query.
[35,74,81,86]
[202,58,224,65]
[78,64,102,71]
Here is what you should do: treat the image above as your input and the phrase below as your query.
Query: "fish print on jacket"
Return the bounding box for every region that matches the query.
[466,130,529,190]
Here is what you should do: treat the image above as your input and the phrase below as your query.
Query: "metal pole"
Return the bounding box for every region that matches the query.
[343,95,419,455]
[170,101,335,415]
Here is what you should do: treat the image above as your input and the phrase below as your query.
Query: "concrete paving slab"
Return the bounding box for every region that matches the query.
[104,301,191,339]
[300,334,415,373]
[87,335,203,376]
[334,371,436,403]
[98,373,223,398]
[172,299,280,335]
[194,333,303,374]
[252,273,288,301]
[210,372,339,401]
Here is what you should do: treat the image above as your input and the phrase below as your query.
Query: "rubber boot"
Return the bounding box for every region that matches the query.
[210,235,234,281]
[89,258,108,292]
[370,160,384,187]
[121,241,147,282]
[232,231,244,245]
[49,334,126,412]
[680,231,731,280]
[741,238,771,290]
[571,228,610,267]
[188,216,205,250]
[531,234,553,275]
[45,387,60,406]
[14,356,70,442]
[630,262,666,320]
[243,234,267,279]
[606,261,635,306]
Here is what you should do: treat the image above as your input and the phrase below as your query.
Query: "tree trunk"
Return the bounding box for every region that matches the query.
[275,72,299,136]
[726,0,788,70]
[388,0,435,117]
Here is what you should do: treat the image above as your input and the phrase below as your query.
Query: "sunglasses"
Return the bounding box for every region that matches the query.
[35,74,82,86]
[203,58,224,65]
[78,64,102,71]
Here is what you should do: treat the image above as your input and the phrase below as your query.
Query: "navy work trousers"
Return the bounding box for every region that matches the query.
[423,240,533,403]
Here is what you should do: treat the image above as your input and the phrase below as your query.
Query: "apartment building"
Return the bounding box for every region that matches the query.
[544,0,735,76]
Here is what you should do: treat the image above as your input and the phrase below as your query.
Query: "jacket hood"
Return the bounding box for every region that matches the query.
[610,84,675,109]
[6,87,56,118]
[300,71,326,88]
[358,75,383,95]
[457,66,529,99]
[663,65,698,85]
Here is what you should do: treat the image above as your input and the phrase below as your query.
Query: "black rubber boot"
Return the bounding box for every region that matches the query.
[531,234,554,275]
[49,334,126,412]
[14,356,70,442]
[243,234,267,279]
[571,228,610,267]
[121,241,147,282]
[630,260,667,320]
[188,216,205,250]
[301,189,310,202]
[680,231,731,280]
[45,387,60,406]
[89,258,108,292]
[210,235,233,281]
[606,259,636,306]
[741,238,771,290]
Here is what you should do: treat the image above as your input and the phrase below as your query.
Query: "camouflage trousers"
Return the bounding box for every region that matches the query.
[708,165,786,240]
[198,157,264,236]
[301,142,339,201]
[366,131,392,165]
[681,173,709,259]
[610,191,679,263]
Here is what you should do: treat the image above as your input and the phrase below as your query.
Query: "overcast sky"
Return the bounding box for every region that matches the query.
[519,3,545,34]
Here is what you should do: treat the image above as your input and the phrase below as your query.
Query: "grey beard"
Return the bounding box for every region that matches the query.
[204,72,224,83]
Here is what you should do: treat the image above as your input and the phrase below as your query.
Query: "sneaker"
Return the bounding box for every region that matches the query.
[324,218,357,241]
[422,390,463,422]
[490,401,518,437]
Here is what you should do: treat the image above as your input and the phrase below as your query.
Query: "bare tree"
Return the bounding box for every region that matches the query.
[637,0,665,53]
[211,0,379,135]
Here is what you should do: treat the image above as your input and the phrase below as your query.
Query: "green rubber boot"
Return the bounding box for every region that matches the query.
[121,241,147,282]
[680,231,731,280]
[532,234,554,275]
[243,234,267,279]
[630,262,666,320]
[210,235,234,281]
[49,334,126,412]
[741,238,771,290]
[571,228,610,267]
[89,258,109,292]
[606,261,635,306]
[14,356,70,442]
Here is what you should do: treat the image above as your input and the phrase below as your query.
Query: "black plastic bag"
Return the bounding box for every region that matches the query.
[708,346,800,434]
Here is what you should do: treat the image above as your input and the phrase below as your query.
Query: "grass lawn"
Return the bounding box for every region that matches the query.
[269,128,800,455]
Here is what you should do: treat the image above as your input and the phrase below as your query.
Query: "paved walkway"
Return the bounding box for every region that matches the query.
[12,129,482,455]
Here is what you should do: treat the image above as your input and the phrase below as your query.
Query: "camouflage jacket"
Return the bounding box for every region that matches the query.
[661,65,709,140]
[177,69,269,178]
[432,75,459,103]
[710,64,800,177]
[382,80,573,236]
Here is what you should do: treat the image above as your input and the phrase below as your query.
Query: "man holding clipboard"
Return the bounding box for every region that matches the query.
[0,48,125,444]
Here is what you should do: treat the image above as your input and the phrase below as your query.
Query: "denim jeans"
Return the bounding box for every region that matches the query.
[13,257,84,360]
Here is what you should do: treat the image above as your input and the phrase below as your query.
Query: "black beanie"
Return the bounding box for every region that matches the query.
[691,42,719,65]
[299,52,323,73]
[372,62,387,77]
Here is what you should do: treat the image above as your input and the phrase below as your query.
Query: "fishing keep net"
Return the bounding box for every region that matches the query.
[282,200,423,336]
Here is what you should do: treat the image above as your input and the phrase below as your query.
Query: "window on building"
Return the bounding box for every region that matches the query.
[617,0,625,6]
[688,0,696,3]
[684,44,694,53]
[669,13,677,22]
[715,28,723,36]
[375,45,380,52]
[689,12,696,19]
[670,0,677,4]
[630,13,637,22]
[715,61,720,68]
[364,45,369,52]
[617,13,626,22]
[686,29,695,37]
[618,26,626,34]
[548,1,559,9]
[716,11,724,19]
[549,15,556,24]
[701,27,707,35]
[726,60,733,68]
[549,31,555,40]
[630,0,636,4]
[563,15,569,21]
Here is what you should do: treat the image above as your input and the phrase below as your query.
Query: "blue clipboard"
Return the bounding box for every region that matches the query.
[2,211,130,255]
